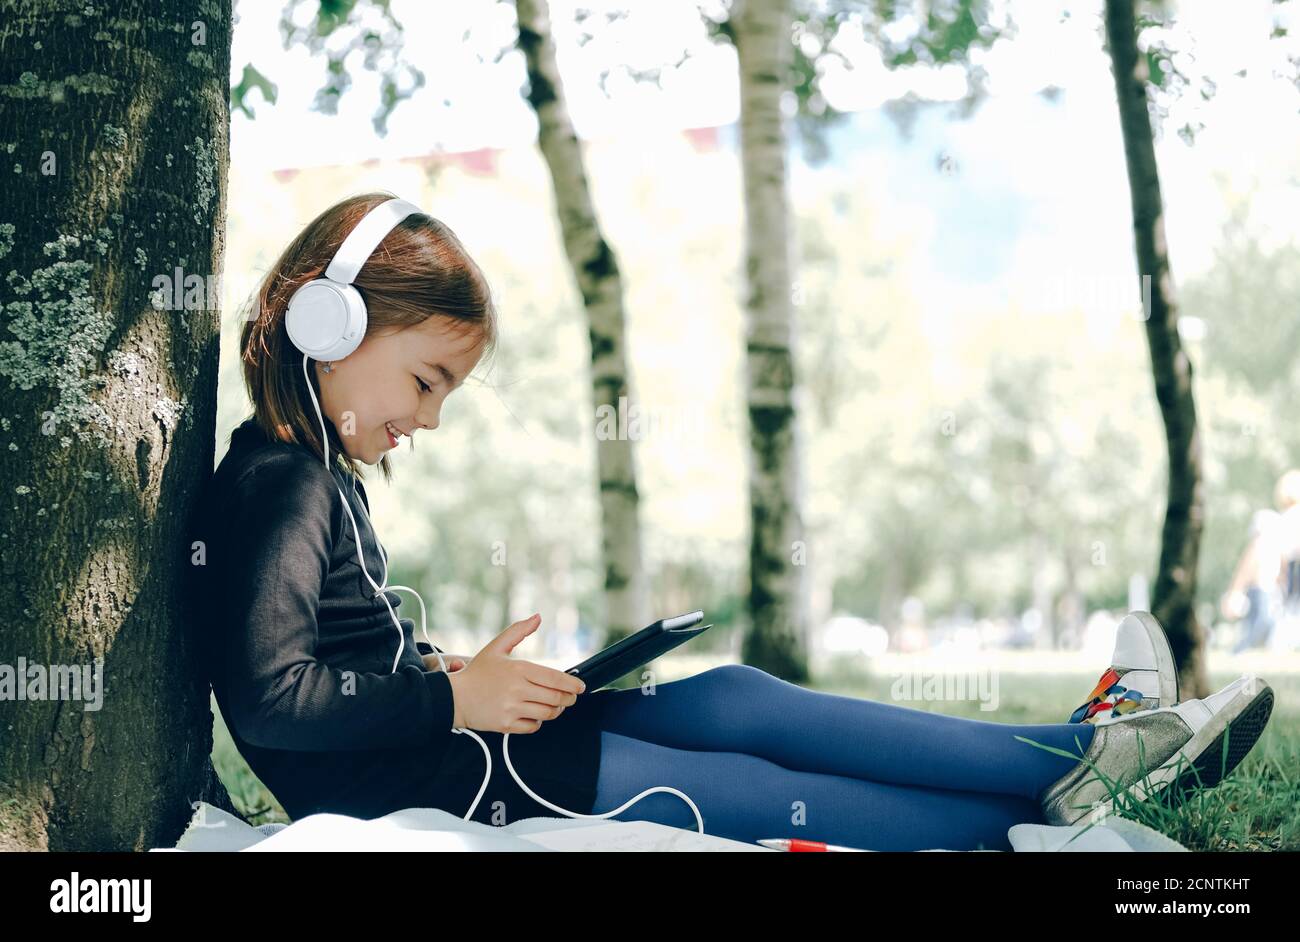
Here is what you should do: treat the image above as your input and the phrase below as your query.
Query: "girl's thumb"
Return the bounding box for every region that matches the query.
[494,612,541,653]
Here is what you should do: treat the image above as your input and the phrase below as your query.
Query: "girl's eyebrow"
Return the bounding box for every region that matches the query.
[423,360,462,387]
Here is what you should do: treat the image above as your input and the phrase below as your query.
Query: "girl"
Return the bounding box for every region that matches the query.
[195,192,1273,851]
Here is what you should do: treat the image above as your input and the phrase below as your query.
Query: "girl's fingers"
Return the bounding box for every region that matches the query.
[523,663,585,695]
[495,614,541,655]
[522,682,575,708]
[515,699,565,725]
[422,653,468,672]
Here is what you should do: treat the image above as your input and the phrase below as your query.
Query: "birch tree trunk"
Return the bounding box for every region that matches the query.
[730,0,808,679]
[1103,0,1210,698]
[0,0,236,850]
[514,0,647,645]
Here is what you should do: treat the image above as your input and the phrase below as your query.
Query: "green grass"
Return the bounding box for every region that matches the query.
[211,664,1299,849]
[210,694,291,827]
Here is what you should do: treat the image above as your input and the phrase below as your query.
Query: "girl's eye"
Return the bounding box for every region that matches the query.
[415,376,431,394]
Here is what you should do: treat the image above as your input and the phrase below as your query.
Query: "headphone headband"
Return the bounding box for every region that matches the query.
[324,198,423,285]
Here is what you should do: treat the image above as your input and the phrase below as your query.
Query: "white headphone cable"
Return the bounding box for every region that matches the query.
[300,352,493,819]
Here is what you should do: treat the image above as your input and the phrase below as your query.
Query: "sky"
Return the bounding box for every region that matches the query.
[226,0,1300,336]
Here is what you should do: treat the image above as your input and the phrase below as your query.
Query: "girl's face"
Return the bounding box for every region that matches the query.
[315,315,485,465]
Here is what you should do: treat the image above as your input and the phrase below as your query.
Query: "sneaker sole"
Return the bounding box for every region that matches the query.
[1165,684,1274,798]
[1103,680,1273,815]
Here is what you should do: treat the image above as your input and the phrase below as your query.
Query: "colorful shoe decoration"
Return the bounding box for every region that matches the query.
[1068,612,1179,726]
[1069,668,1146,725]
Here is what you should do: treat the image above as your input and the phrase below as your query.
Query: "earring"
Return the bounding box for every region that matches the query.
[322,361,334,374]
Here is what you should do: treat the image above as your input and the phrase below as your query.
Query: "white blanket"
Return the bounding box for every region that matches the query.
[152,802,1187,852]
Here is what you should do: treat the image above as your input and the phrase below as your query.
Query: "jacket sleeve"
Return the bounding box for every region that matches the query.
[211,452,455,751]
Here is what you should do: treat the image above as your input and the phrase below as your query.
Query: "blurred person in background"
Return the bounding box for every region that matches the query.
[1220,470,1300,652]
[1273,471,1300,650]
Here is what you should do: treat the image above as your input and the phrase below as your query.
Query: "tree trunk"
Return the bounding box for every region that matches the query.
[513,0,647,646]
[1103,0,1210,698]
[0,0,237,850]
[731,0,808,680]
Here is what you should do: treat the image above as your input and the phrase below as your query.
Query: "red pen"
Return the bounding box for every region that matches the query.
[757,838,867,852]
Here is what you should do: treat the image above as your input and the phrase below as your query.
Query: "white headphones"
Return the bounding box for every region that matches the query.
[282,196,704,832]
[285,197,424,363]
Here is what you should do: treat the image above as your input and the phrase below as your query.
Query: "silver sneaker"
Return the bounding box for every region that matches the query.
[1040,675,1274,826]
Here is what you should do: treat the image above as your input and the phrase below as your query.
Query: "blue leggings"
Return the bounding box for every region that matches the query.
[583,664,1097,851]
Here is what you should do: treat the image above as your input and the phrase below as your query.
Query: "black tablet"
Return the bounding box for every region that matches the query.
[567,611,713,692]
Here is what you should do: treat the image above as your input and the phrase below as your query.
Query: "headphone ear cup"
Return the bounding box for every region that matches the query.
[285,279,368,362]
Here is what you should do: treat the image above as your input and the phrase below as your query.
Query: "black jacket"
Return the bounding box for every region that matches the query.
[191,416,607,824]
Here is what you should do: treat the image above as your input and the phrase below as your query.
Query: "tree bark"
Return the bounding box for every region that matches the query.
[1103,0,1209,698]
[513,0,647,646]
[0,0,237,850]
[732,0,809,680]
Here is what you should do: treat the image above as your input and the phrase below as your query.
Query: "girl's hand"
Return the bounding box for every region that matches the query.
[422,651,470,673]
[444,613,586,732]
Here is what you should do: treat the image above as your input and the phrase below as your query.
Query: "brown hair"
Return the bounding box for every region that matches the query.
[239,191,498,482]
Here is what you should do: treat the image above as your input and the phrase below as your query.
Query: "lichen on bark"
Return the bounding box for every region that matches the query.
[0,233,117,444]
